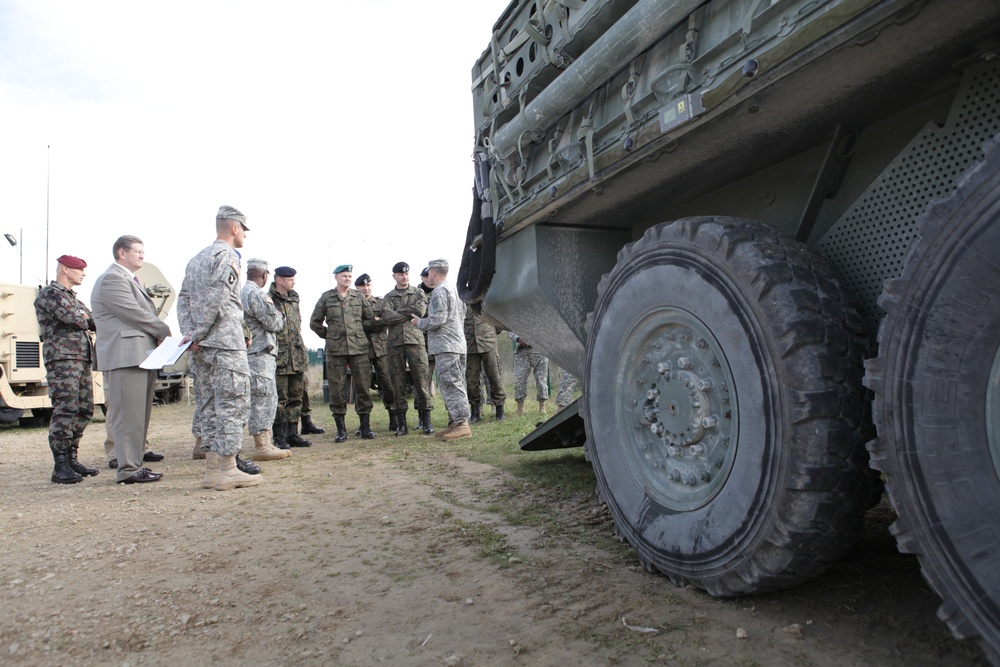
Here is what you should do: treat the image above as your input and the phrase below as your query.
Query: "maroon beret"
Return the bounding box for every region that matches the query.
[56,255,87,269]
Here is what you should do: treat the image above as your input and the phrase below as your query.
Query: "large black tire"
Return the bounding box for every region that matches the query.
[0,407,24,424]
[583,216,877,595]
[865,138,1000,661]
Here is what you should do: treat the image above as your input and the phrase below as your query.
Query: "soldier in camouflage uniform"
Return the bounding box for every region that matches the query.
[355,273,396,432]
[464,308,506,423]
[269,266,312,447]
[241,258,291,461]
[412,259,471,441]
[310,264,375,442]
[555,369,578,408]
[177,205,263,491]
[380,261,434,435]
[33,254,99,484]
[510,332,550,415]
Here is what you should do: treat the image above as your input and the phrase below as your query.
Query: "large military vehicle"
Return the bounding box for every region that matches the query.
[460,0,1000,660]
[0,262,184,426]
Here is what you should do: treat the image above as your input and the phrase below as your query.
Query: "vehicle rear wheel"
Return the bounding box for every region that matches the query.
[583,216,876,595]
[865,137,1000,661]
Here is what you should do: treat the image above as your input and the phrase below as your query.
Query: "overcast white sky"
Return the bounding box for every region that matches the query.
[0,0,510,335]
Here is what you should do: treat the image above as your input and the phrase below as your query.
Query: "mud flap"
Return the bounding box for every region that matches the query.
[519,398,586,451]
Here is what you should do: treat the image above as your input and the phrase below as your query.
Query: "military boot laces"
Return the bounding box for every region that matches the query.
[272,422,291,450]
[334,416,348,443]
[359,413,377,439]
[285,423,312,447]
[301,414,325,435]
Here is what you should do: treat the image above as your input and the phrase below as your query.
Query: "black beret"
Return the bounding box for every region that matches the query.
[392,262,409,274]
[355,273,371,286]
[419,266,429,278]
[273,266,296,277]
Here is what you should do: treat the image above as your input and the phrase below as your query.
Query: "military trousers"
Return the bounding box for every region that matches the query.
[514,351,549,401]
[248,352,279,435]
[327,353,373,416]
[275,372,305,424]
[556,369,578,408]
[435,352,470,423]
[192,348,250,457]
[466,349,505,407]
[45,359,94,455]
[388,344,432,412]
[371,353,394,410]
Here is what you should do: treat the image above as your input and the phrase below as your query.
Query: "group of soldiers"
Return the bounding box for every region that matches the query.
[31,205,576,488]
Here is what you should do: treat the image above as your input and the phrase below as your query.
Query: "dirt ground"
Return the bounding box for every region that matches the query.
[0,400,987,667]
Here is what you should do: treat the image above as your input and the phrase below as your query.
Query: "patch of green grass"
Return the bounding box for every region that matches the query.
[452,519,517,566]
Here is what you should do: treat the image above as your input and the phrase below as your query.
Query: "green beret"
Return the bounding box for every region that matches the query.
[333,264,352,274]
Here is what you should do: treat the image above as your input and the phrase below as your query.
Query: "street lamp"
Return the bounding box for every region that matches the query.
[4,229,22,283]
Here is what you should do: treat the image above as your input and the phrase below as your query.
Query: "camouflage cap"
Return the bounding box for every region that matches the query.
[56,254,87,269]
[333,264,352,274]
[428,259,449,270]
[217,205,249,230]
[273,266,296,277]
[354,273,371,286]
[246,258,268,272]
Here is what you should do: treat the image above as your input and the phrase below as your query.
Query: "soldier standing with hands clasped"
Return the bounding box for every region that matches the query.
[311,264,376,442]
[411,259,472,441]
[269,266,312,448]
[381,262,434,435]
[34,254,99,484]
[177,205,262,491]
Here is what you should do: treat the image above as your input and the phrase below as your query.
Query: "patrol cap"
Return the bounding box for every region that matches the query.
[217,205,249,230]
[333,264,352,274]
[354,273,371,287]
[392,261,409,274]
[428,259,449,270]
[57,255,87,269]
[246,258,268,272]
[419,266,429,278]
[273,266,296,277]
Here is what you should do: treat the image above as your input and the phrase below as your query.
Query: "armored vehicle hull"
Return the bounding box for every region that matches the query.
[461,0,1000,660]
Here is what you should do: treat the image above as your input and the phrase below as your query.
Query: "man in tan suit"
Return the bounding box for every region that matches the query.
[91,235,171,484]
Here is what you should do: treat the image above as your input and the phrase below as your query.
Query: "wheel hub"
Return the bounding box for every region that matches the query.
[621,308,738,511]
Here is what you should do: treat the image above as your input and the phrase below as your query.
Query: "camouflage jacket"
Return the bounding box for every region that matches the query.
[241,281,284,356]
[269,284,309,373]
[380,285,428,348]
[365,295,390,358]
[415,280,467,355]
[34,281,96,365]
[310,288,372,357]
[464,308,499,354]
[176,240,244,351]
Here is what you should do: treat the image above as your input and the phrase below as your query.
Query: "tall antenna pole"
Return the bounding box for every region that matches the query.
[45,145,51,284]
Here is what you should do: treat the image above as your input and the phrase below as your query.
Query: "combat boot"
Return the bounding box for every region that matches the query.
[203,451,220,489]
[272,422,291,450]
[68,445,99,477]
[388,410,399,433]
[192,436,206,459]
[441,420,472,441]
[253,431,291,461]
[538,400,547,415]
[301,414,325,435]
[495,403,506,421]
[52,451,83,484]
[285,422,312,447]
[334,416,348,443]
[394,411,409,436]
[419,409,435,435]
[359,413,376,439]
[469,404,481,424]
[236,455,261,475]
[516,400,525,416]
[215,454,264,491]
